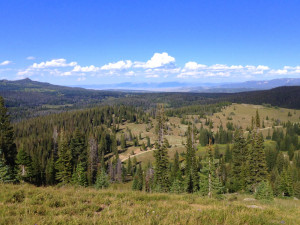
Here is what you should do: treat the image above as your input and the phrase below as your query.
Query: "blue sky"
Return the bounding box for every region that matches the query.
[0,0,300,85]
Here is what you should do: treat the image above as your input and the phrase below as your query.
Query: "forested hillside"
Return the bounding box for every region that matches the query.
[1,79,299,121]
[1,95,300,200]
[0,78,125,120]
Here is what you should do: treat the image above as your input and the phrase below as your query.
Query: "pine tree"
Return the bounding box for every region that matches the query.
[121,134,126,150]
[154,104,170,192]
[184,125,198,192]
[45,154,56,185]
[294,181,300,199]
[16,149,32,182]
[132,164,143,191]
[255,110,260,128]
[70,128,86,169]
[279,167,294,196]
[255,181,274,201]
[214,145,220,159]
[276,152,285,174]
[199,141,223,197]
[72,162,87,186]
[288,144,295,161]
[147,136,151,148]
[55,130,72,184]
[0,149,11,183]
[224,144,232,163]
[171,179,183,193]
[87,137,98,185]
[0,97,17,179]
[98,134,107,156]
[30,153,42,186]
[95,169,110,189]
[231,129,249,191]
[154,138,170,192]
[132,156,137,174]
[127,156,132,175]
[248,131,268,192]
[171,151,182,183]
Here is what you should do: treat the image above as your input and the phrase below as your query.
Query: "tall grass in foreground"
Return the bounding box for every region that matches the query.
[0,183,299,225]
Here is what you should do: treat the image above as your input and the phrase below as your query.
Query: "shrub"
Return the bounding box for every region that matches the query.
[7,190,25,203]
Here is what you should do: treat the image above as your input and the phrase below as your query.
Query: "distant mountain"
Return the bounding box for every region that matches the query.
[0,78,125,120]
[1,78,300,121]
[0,78,124,107]
[181,78,300,93]
[74,78,300,93]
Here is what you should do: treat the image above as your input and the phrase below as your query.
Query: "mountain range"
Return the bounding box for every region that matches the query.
[74,78,300,93]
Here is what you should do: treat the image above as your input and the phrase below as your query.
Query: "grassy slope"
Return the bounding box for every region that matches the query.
[0,184,299,225]
[119,104,299,165]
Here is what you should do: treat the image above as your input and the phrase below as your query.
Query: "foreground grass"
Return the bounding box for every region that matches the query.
[0,184,299,225]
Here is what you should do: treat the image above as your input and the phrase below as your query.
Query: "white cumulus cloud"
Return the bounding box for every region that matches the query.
[101,60,133,70]
[0,60,12,66]
[183,62,207,70]
[134,52,175,68]
[73,65,100,72]
[32,59,77,69]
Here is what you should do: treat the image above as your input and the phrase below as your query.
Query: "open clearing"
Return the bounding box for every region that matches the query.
[0,183,299,225]
[118,103,300,165]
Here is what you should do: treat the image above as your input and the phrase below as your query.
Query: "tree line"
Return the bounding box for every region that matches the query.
[1,96,300,200]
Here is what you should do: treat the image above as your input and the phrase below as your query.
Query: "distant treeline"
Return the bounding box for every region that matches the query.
[1,78,299,121]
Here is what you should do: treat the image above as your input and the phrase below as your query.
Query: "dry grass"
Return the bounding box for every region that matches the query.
[207,103,300,134]
[118,104,299,164]
[0,183,299,225]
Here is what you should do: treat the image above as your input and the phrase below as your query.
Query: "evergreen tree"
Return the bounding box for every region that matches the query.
[95,169,110,189]
[121,134,126,150]
[231,129,248,191]
[248,131,268,192]
[132,156,137,174]
[16,149,31,182]
[224,144,232,163]
[171,179,183,193]
[288,144,295,161]
[72,162,87,186]
[184,125,198,192]
[87,137,98,185]
[294,181,300,199]
[214,144,220,159]
[154,104,170,192]
[171,151,182,183]
[132,164,143,191]
[70,128,86,169]
[279,167,294,196]
[98,134,107,156]
[255,181,274,201]
[147,136,151,148]
[276,152,285,174]
[0,149,11,183]
[127,156,132,175]
[45,154,56,185]
[55,130,72,184]
[199,142,223,197]
[255,110,260,128]
[265,147,278,172]
[30,153,42,185]
[0,97,17,179]
[154,138,170,192]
